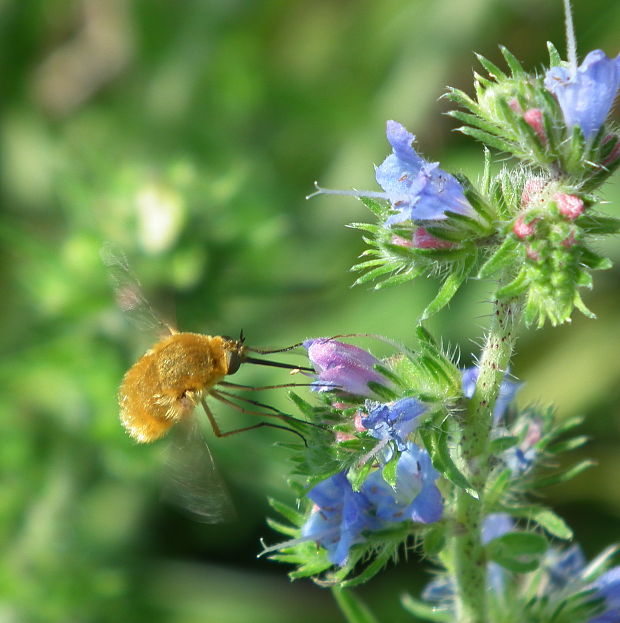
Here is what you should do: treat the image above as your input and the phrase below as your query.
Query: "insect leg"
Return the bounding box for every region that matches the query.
[200,398,309,446]
[211,390,326,431]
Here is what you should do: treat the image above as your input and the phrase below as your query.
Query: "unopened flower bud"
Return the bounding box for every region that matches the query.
[523,108,547,144]
[513,214,537,239]
[413,228,455,249]
[554,192,584,220]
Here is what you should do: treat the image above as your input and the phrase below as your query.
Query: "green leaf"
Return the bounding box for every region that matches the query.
[530,459,596,489]
[490,435,519,454]
[546,435,589,455]
[421,253,476,320]
[268,497,305,526]
[266,517,300,538]
[443,87,483,116]
[576,215,620,235]
[486,531,548,572]
[360,197,388,216]
[547,41,562,67]
[374,268,426,289]
[565,125,586,173]
[478,236,521,278]
[331,587,380,623]
[423,523,447,557]
[499,45,525,76]
[496,266,529,299]
[476,53,507,80]
[501,505,573,540]
[382,453,399,489]
[484,468,512,510]
[457,126,518,154]
[352,263,398,286]
[579,248,613,271]
[348,458,376,492]
[582,545,620,582]
[401,593,452,622]
[446,110,505,139]
[419,426,478,499]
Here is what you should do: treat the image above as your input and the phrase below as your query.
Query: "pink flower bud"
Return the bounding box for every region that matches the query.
[554,193,584,220]
[513,215,537,239]
[413,228,455,249]
[523,108,547,144]
[525,246,541,261]
[562,231,577,248]
[508,98,522,113]
[354,412,365,432]
[391,234,414,248]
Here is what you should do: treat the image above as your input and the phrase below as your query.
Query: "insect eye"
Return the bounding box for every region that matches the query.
[226,350,243,375]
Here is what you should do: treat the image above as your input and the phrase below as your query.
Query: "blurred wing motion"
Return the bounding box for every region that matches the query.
[100,242,175,337]
[161,415,236,523]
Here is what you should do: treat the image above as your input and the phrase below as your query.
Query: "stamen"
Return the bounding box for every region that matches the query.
[306,181,391,202]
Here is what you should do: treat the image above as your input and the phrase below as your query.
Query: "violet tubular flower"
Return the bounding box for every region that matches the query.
[544,50,620,141]
[362,442,443,524]
[301,472,376,567]
[304,338,394,398]
[309,120,475,224]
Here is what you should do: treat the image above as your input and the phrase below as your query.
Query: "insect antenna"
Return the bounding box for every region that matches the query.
[201,397,309,446]
[245,342,305,355]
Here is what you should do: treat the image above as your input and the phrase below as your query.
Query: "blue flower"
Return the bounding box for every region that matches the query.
[363,397,426,451]
[482,513,514,593]
[377,121,475,224]
[544,50,620,141]
[301,472,376,567]
[362,442,443,524]
[304,338,394,398]
[308,120,475,224]
[461,366,520,423]
[590,566,620,623]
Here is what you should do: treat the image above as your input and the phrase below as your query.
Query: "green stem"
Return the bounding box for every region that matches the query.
[452,295,521,623]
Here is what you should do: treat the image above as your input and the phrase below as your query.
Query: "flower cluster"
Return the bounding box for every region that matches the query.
[270,339,535,570]
[301,440,442,567]
[422,513,620,623]
[267,21,620,623]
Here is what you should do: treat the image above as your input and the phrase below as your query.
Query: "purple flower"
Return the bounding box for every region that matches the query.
[377,121,475,224]
[362,397,426,451]
[461,366,520,423]
[308,121,475,224]
[301,472,376,567]
[362,442,443,524]
[304,338,394,398]
[544,50,620,141]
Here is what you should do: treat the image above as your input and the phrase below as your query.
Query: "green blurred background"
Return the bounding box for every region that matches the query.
[2,1,619,621]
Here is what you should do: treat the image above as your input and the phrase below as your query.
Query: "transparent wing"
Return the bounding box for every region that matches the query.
[100,242,175,336]
[161,415,237,523]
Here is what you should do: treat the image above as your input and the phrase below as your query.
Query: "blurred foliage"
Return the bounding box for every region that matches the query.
[1,0,619,621]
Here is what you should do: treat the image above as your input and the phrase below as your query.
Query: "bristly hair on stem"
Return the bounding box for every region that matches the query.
[563,0,578,77]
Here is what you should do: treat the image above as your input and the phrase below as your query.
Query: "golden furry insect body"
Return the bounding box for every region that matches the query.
[119,333,246,443]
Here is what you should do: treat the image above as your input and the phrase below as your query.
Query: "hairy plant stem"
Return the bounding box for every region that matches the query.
[452,294,521,623]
